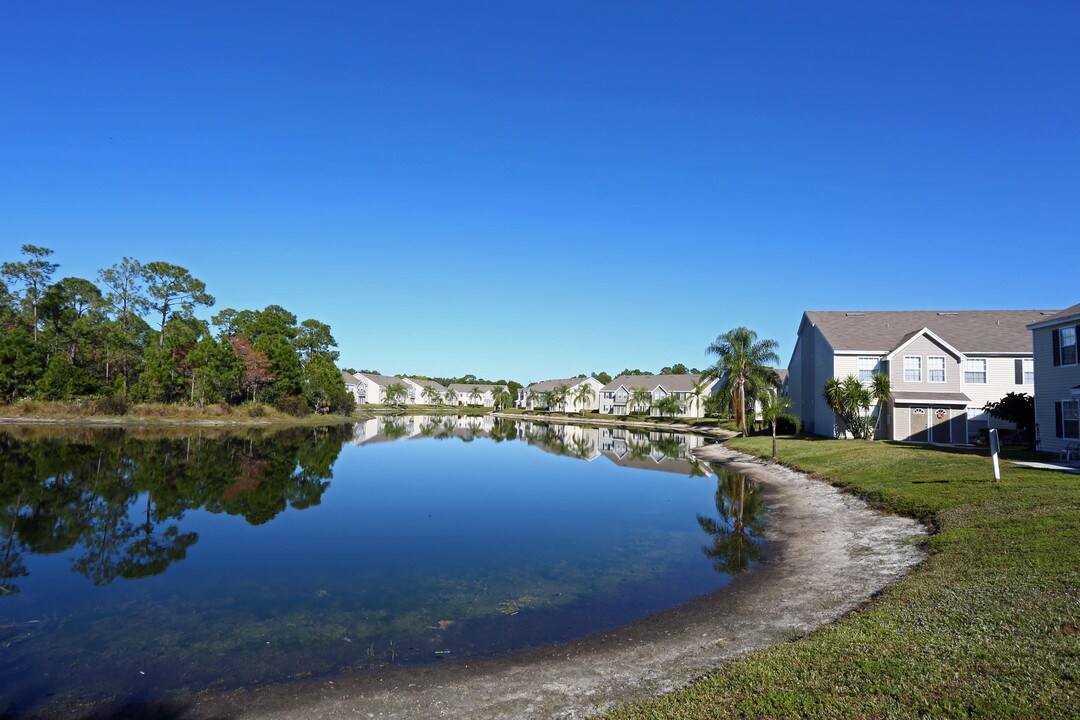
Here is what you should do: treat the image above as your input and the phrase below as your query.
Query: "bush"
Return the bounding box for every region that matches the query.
[245,402,268,418]
[273,395,311,417]
[94,395,130,416]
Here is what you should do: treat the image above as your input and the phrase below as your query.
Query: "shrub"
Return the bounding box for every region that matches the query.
[274,395,311,417]
[94,395,130,416]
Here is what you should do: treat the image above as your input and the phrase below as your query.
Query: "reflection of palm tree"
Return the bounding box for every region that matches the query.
[651,434,687,460]
[569,434,595,459]
[697,469,767,574]
[382,417,408,439]
[626,433,653,461]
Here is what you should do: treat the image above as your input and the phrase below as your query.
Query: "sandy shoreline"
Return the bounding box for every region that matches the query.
[34,445,926,720]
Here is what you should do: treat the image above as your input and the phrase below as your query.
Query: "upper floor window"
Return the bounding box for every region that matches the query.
[964,358,987,384]
[903,356,921,382]
[928,356,946,383]
[857,357,878,382]
[1061,327,1078,366]
[1062,400,1080,439]
[1022,358,1034,384]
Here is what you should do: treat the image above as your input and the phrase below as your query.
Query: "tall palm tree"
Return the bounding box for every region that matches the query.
[382,382,407,407]
[571,383,595,414]
[492,386,513,410]
[629,387,653,416]
[654,393,685,419]
[551,383,570,412]
[468,386,482,406]
[704,327,780,437]
[688,379,709,418]
[526,388,540,410]
[759,393,801,459]
[445,387,459,405]
[871,372,892,440]
[421,385,443,406]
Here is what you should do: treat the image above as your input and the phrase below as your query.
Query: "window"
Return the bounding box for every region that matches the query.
[1064,400,1080,439]
[1062,327,1078,365]
[928,356,946,383]
[1023,358,1034,385]
[903,356,921,382]
[858,357,878,382]
[964,358,987,384]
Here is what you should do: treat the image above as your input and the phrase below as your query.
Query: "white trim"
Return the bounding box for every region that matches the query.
[927,355,946,383]
[885,327,966,362]
[892,397,970,405]
[903,355,922,383]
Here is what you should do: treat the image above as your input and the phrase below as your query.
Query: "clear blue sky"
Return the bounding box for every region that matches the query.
[3,2,1078,383]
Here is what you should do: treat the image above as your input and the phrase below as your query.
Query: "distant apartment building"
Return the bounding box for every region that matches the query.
[598,374,717,418]
[446,383,505,407]
[401,378,450,405]
[353,372,409,405]
[787,310,1051,443]
[516,377,604,412]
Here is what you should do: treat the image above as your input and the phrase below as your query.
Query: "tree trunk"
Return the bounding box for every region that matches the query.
[739,380,748,437]
[772,420,777,458]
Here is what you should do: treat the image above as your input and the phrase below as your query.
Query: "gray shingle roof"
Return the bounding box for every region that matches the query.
[1027,303,1080,329]
[356,372,406,388]
[447,383,502,394]
[804,310,1054,354]
[526,377,595,393]
[341,371,359,385]
[405,378,449,392]
[601,374,703,393]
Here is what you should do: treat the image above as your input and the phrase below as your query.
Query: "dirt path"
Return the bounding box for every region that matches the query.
[116,445,926,720]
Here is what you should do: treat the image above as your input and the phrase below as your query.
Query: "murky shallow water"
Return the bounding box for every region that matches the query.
[0,417,765,714]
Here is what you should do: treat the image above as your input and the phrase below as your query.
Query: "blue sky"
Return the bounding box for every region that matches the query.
[3,2,1078,382]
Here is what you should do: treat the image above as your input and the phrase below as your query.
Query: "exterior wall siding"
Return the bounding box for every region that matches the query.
[1032,324,1080,455]
[890,335,963,393]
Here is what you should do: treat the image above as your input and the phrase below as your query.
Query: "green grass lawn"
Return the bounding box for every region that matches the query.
[606,437,1080,719]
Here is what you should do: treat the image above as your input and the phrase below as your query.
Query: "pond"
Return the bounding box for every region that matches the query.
[0,417,767,715]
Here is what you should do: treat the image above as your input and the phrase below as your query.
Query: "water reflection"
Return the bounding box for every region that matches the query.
[697,469,767,574]
[0,426,350,593]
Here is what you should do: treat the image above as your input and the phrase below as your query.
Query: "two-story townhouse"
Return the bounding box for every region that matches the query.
[1027,302,1080,456]
[353,372,409,405]
[341,371,363,404]
[517,377,604,412]
[401,378,450,405]
[446,383,505,407]
[598,374,717,418]
[787,310,1052,443]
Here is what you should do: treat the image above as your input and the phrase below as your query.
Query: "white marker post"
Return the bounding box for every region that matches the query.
[989,428,1001,481]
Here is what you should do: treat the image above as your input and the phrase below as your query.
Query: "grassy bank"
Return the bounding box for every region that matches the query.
[0,399,364,426]
[607,437,1079,719]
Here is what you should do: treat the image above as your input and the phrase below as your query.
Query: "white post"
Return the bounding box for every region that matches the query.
[989,428,1001,481]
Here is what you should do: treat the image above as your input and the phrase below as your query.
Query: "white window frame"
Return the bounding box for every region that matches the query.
[927,355,946,384]
[1064,400,1080,439]
[903,355,921,383]
[1061,327,1078,366]
[964,358,987,384]
[857,357,878,383]
[1022,358,1034,385]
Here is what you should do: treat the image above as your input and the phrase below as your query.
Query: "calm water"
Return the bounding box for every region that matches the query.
[0,417,766,714]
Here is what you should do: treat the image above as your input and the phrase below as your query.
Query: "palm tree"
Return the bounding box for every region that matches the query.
[629,387,653,416]
[492,386,513,410]
[823,375,873,439]
[526,388,540,411]
[445,387,459,405]
[468,386,482,406]
[421,385,443,406]
[688,379,710,418]
[382,382,407,407]
[759,393,801,459]
[653,393,685,419]
[871,372,892,440]
[571,383,595,414]
[704,327,780,437]
[550,383,570,412]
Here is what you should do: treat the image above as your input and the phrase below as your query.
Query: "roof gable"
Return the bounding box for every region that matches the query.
[885,327,964,361]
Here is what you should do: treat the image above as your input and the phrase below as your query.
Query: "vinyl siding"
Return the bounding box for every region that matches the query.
[890,335,962,393]
[1032,324,1080,454]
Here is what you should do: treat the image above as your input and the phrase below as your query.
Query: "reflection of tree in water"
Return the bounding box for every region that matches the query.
[569,434,595,460]
[381,418,408,440]
[697,468,767,574]
[650,434,687,461]
[0,425,350,588]
[489,418,518,442]
[626,432,653,462]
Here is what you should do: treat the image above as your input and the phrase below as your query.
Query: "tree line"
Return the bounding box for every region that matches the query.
[0,245,353,415]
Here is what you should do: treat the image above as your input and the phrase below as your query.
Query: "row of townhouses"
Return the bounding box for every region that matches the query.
[339,372,507,408]
[515,374,720,418]
[785,305,1080,452]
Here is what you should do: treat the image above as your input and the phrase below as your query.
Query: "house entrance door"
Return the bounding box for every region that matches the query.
[910,407,928,442]
[930,408,951,443]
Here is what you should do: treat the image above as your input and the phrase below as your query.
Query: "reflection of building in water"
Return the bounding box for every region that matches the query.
[516,422,601,461]
[351,415,497,445]
[598,428,713,476]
